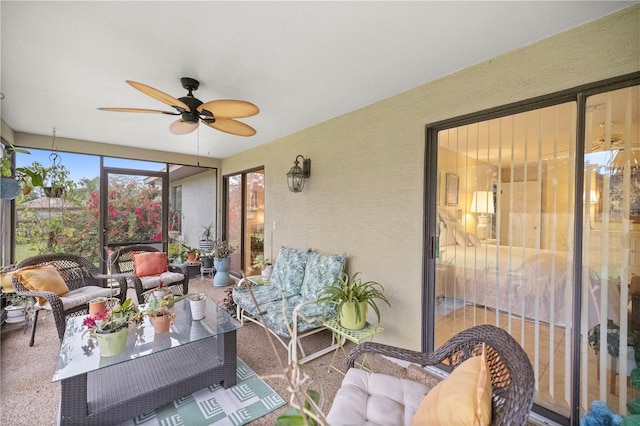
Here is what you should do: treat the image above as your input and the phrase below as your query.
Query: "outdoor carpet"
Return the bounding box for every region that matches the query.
[120,358,285,426]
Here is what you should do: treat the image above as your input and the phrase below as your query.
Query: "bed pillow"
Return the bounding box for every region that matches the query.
[467,232,481,247]
[411,346,492,426]
[131,252,169,277]
[13,264,69,306]
[453,229,468,246]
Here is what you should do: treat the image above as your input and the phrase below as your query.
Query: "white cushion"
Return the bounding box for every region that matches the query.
[40,286,116,311]
[138,271,184,290]
[327,368,430,426]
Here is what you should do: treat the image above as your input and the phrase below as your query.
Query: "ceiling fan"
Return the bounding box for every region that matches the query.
[99,77,259,136]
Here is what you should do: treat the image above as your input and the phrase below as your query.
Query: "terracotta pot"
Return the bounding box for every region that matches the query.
[88,298,108,318]
[151,314,172,334]
[187,252,197,262]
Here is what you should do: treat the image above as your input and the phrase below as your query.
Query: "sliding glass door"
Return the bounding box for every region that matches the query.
[223,168,265,276]
[427,79,639,423]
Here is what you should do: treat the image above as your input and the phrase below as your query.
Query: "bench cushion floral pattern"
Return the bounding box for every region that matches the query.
[269,247,311,295]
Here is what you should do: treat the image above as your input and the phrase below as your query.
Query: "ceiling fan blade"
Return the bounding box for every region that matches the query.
[203,117,257,136]
[169,119,199,135]
[98,107,179,115]
[197,100,259,118]
[126,80,190,112]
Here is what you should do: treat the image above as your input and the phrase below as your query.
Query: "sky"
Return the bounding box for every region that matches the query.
[16,148,165,183]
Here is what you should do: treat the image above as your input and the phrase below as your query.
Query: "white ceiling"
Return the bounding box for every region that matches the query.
[1,1,635,159]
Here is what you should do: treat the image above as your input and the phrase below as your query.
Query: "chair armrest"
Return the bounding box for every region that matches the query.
[347,341,434,370]
[169,263,187,275]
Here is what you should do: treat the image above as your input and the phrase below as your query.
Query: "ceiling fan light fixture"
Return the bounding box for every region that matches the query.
[99,77,259,137]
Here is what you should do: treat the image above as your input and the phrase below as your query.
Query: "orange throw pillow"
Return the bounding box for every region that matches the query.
[13,264,69,306]
[411,345,492,426]
[131,252,168,277]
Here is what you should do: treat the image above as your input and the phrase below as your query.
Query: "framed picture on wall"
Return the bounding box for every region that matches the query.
[446,173,459,206]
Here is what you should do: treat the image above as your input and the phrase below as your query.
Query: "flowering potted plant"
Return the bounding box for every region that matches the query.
[82,298,142,357]
[144,292,191,333]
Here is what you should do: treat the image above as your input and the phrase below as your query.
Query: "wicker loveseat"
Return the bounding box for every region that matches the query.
[327,324,535,425]
[232,246,346,364]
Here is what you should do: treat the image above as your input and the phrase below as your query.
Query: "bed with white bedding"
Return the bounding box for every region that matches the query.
[437,213,620,327]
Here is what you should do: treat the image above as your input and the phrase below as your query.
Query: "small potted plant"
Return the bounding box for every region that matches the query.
[199,223,215,251]
[189,293,207,320]
[144,292,190,333]
[252,255,273,279]
[181,244,199,262]
[212,240,235,287]
[317,272,390,330]
[152,280,169,298]
[82,298,142,357]
[88,296,108,319]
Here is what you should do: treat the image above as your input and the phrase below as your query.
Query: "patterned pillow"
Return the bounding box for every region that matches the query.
[270,247,311,295]
[300,251,346,300]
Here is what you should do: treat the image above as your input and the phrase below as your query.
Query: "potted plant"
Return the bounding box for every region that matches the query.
[144,292,190,333]
[1,142,44,199]
[88,296,108,319]
[252,255,273,279]
[199,223,215,251]
[168,211,181,240]
[152,280,170,298]
[317,272,390,330]
[181,244,198,262]
[200,249,215,269]
[588,319,640,376]
[82,298,142,357]
[189,293,207,320]
[212,240,235,287]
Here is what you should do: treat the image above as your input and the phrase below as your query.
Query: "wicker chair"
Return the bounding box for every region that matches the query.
[328,324,535,425]
[108,245,189,304]
[11,253,129,346]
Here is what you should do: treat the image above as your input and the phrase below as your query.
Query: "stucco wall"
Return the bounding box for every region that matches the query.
[220,6,640,350]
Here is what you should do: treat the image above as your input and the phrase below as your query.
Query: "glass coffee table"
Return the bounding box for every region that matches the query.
[53,298,241,425]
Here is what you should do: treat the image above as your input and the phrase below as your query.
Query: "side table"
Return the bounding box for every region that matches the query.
[323,318,383,375]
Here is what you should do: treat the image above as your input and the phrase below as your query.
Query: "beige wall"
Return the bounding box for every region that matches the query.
[220,6,640,350]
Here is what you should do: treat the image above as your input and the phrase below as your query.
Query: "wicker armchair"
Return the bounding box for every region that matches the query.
[328,324,535,425]
[11,253,129,346]
[108,245,189,304]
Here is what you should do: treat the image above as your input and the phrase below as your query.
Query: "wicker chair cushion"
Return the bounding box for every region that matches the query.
[411,350,492,426]
[139,271,185,290]
[327,368,429,426]
[14,264,69,306]
[40,286,115,311]
[131,252,169,277]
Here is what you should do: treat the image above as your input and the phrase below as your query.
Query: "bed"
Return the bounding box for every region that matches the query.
[437,212,620,328]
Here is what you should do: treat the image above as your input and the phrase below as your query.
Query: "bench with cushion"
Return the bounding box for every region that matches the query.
[327,324,535,426]
[232,246,346,364]
[108,245,189,304]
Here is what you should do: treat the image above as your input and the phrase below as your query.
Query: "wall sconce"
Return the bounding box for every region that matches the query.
[286,155,311,193]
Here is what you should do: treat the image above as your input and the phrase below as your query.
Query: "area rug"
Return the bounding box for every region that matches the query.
[120,358,285,426]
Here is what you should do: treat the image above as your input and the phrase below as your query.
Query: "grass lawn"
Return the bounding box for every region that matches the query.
[14,244,36,264]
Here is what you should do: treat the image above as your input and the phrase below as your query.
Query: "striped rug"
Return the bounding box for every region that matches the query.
[120,358,285,426]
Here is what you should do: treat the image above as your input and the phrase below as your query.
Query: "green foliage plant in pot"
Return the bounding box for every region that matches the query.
[199,223,215,251]
[252,254,272,279]
[1,142,44,199]
[82,298,142,357]
[318,272,390,330]
[212,240,235,287]
[144,292,190,333]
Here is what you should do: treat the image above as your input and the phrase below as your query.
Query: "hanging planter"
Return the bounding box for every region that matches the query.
[0,177,21,200]
[44,185,64,198]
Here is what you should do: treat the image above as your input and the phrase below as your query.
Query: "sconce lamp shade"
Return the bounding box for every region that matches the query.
[470,191,494,214]
[287,155,311,193]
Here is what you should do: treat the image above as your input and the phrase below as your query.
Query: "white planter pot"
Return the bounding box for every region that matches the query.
[261,265,273,279]
[190,298,206,320]
[5,305,26,323]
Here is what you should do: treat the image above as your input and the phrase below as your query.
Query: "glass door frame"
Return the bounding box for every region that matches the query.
[100,163,169,271]
[424,72,640,424]
[222,166,265,278]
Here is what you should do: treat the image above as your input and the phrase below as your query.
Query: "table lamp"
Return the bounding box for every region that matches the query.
[471,191,494,240]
